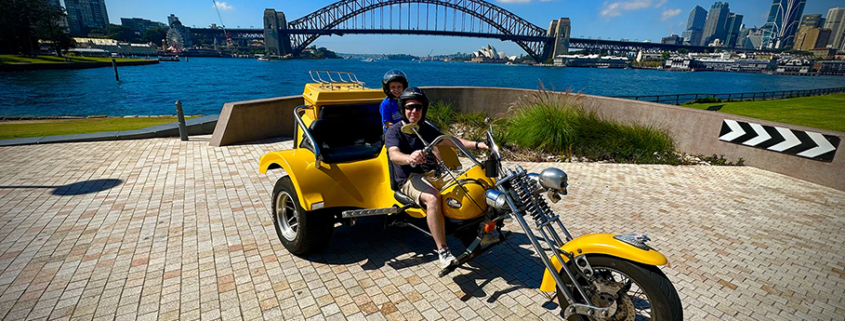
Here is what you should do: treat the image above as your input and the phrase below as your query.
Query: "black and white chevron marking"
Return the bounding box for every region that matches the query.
[719,120,840,162]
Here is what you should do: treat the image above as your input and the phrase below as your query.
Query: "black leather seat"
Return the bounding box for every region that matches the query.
[300,103,384,164]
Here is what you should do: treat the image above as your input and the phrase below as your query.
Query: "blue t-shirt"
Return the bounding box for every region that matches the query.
[379,97,402,131]
[385,121,443,188]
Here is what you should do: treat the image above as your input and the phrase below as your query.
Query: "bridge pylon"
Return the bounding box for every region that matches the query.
[264,9,292,57]
[543,18,570,62]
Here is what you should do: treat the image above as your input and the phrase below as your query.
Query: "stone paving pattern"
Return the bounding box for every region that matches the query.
[0,135,842,320]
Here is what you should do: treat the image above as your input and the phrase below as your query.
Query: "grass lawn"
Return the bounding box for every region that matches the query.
[0,54,148,64]
[0,117,196,140]
[683,93,845,133]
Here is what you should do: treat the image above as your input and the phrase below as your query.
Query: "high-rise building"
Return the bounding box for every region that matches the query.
[65,0,109,36]
[793,26,831,51]
[762,0,806,49]
[121,18,167,38]
[701,2,730,46]
[661,34,683,45]
[682,6,707,45]
[800,14,823,28]
[168,14,180,27]
[725,14,744,47]
[824,8,845,51]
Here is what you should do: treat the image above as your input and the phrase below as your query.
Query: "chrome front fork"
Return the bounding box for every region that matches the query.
[499,185,616,319]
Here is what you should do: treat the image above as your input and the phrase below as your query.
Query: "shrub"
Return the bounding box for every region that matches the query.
[694,96,721,104]
[427,100,457,132]
[506,88,583,153]
[505,86,677,163]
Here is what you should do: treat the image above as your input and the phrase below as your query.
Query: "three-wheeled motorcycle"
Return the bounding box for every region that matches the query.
[258,71,683,320]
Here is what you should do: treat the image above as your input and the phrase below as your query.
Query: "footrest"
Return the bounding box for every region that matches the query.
[341,207,397,218]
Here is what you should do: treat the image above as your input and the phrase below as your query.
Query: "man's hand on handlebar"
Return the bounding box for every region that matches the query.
[408,150,427,166]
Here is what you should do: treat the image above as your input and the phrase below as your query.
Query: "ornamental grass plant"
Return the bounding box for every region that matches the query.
[505,86,677,163]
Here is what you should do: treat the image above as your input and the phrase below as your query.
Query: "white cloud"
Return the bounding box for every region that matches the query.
[655,0,667,7]
[214,1,234,11]
[661,8,681,21]
[600,0,653,18]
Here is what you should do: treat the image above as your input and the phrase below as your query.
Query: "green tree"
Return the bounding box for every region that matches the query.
[316,47,339,59]
[678,48,689,54]
[142,26,167,46]
[106,24,135,42]
[661,51,670,59]
[0,0,71,55]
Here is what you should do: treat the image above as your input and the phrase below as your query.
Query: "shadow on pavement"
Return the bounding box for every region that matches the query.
[306,216,557,305]
[0,178,123,196]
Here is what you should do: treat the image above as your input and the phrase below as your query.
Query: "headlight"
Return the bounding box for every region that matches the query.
[539,168,568,191]
[485,190,508,210]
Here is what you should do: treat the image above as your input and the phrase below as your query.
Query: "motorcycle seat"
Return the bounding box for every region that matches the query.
[394,191,419,208]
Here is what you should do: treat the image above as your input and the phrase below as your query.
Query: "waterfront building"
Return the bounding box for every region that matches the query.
[664,57,692,71]
[770,56,814,75]
[809,47,838,59]
[817,61,845,75]
[725,14,744,48]
[683,6,708,45]
[762,0,806,49]
[470,44,513,62]
[64,0,110,36]
[121,18,167,38]
[71,37,157,56]
[823,8,845,51]
[793,26,831,51]
[554,54,630,68]
[701,2,730,46]
[690,57,771,73]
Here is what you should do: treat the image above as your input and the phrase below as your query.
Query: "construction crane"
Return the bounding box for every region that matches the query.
[212,0,232,48]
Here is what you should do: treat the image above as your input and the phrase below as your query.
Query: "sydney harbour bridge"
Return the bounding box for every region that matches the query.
[191,0,737,62]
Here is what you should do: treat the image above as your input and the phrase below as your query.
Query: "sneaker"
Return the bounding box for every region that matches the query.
[437,247,457,269]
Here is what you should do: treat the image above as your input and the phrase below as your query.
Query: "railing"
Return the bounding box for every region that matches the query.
[614,87,845,105]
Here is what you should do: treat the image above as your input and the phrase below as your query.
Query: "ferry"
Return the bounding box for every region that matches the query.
[158,56,180,62]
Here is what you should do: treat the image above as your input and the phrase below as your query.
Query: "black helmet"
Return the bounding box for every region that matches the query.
[398,87,429,123]
[382,69,408,98]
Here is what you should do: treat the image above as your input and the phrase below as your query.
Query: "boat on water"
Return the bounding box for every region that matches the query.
[158,56,180,62]
[362,58,374,62]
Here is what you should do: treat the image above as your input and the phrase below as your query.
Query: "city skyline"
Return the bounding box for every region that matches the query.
[96,0,844,56]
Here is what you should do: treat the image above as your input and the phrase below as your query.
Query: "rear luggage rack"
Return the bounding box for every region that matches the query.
[309,70,365,89]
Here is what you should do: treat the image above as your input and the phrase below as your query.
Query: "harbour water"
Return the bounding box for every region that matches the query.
[2,58,845,117]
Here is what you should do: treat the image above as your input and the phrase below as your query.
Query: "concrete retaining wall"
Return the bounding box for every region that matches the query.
[210,86,845,191]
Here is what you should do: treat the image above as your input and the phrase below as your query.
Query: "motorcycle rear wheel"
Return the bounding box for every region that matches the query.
[556,255,682,321]
[272,176,334,255]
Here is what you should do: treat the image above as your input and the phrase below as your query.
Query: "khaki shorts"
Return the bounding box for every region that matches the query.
[400,173,437,205]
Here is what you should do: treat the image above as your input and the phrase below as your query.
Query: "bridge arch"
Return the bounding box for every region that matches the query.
[285,0,551,61]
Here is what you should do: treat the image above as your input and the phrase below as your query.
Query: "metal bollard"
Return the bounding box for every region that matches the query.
[175,101,189,141]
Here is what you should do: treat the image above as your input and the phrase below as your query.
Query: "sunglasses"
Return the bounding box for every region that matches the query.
[404,104,424,111]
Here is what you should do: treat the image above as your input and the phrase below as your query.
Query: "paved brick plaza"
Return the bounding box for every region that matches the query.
[0,135,842,320]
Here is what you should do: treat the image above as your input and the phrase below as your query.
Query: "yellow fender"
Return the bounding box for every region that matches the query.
[259,148,396,211]
[538,233,668,292]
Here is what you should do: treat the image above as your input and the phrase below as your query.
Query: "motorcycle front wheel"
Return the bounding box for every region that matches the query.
[556,255,682,321]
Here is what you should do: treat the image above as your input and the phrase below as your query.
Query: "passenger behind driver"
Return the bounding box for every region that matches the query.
[379,69,408,131]
[384,87,489,269]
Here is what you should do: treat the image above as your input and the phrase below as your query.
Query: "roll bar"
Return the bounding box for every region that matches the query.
[294,105,322,168]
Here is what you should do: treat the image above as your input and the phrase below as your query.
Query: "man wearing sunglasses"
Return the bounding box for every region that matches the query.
[384,87,489,269]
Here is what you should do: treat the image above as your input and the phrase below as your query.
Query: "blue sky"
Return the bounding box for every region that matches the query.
[104,0,843,56]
